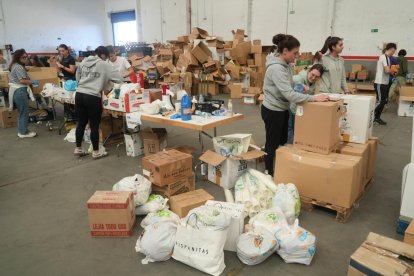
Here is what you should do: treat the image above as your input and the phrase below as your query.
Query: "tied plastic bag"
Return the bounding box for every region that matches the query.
[135,220,177,264]
[64,80,78,91]
[275,220,316,265]
[113,174,151,206]
[141,209,180,228]
[63,128,76,143]
[186,205,232,231]
[249,207,289,236]
[41,83,59,97]
[212,134,252,156]
[135,194,169,215]
[272,183,301,225]
[237,227,278,265]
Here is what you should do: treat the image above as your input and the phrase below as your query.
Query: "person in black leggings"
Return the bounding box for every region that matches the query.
[74,46,122,159]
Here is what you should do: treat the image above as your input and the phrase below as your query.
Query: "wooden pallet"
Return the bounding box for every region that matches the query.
[301,178,375,223]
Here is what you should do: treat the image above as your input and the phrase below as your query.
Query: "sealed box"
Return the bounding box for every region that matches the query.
[102,92,144,113]
[27,67,60,95]
[351,64,363,73]
[124,133,144,157]
[275,146,362,208]
[205,200,244,252]
[151,173,195,199]
[294,101,343,154]
[405,220,414,245]
[366,137,378,182]
[0,107,18,128]
[398,96,414,117]
[142,149,193,186]
[340,95,375,144]
[87,191,135,237]
[141,127,168,156]
[170,189,214,218]
[228,83,244,99]
[0,71,9,88]
[348,232,414,275]
[99,115,123,143]
[241,93,259,105]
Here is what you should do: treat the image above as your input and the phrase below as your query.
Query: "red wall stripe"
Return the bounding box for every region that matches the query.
[342,55,414,61]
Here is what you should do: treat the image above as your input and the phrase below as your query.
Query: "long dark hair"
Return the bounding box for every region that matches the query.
[9,49,27,71]
[95,46,109,60]
[58,44,69,51]
[308,63,325,75]
[270,34,300,54]
[313,36,343,61]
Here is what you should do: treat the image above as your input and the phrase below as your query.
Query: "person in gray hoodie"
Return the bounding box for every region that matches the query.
[74,46,123,159]
[262,34,328,176]
[316,36,349,94]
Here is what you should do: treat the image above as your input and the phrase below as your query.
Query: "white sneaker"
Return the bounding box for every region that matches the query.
[18,131,37,138]
[92,151,108,160]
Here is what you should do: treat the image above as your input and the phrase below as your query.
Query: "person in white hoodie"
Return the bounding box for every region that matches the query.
[316,36,349,94]
[74,46,123,159]
[262,34,328,176]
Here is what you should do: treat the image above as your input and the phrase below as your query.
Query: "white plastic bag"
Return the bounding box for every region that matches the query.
[113,174,151,206]
[141,209,180,228]
[249,207,289,236]
[186,205,232,231]
[135,194,168,215]
[237,227,278,265]
[135,220,177,264]
[272,183,301,225]
[63,128,76,143]
[275,220,316,265]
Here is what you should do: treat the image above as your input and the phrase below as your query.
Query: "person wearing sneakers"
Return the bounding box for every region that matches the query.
[8,49,38,138]
[373,43,397,125]
[74,46,122,159]
[261,34,329,176]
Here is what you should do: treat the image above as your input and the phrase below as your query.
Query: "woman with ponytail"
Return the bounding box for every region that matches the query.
[318,36,349,94]
[261,34,328,176]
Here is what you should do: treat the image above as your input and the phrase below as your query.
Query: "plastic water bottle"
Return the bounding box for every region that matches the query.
[181,94,192,121]
[227,99,233,117]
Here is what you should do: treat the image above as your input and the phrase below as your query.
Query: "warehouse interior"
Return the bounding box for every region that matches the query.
[1,0,414,275]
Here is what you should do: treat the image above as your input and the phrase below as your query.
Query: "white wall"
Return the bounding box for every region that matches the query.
[0,0,107,53]
[104,0,137,44]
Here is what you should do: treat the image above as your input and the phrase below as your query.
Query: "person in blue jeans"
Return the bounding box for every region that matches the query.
[8,49,38,138]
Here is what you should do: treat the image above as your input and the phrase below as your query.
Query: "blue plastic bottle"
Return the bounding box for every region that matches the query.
[181,94,192,121]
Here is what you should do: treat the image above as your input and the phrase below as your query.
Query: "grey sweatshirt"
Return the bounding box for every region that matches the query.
[76,56,123,97]
[263,54,314,111]
[319,54,348,94]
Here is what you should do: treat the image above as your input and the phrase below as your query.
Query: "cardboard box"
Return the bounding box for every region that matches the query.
[366,138,378,182]
[141,128,168,156]
[191,27,209,39]
[230,41,251,65]
[349,72,357,81]
[405,220,414,245]
[87,191,135,237]
[142,149,193,186]
[191,41,212,64]
[205,200,245,252]
[351,64,364,73]
[102,92,144,113]
[142,89,162,104]
[225,62,241,80]
[357,70,369,80]
[251,44,262,54]
[228,83,244,99]
[294,101,343,155]
[0,107,18,128]
[340,95,375,144]
[0,71,9,88]
[199,149,265,190]
[348,232,414,275]
[27,67,59,95]
[206,82,219,95]
[254,53,264,67]
[400,86,414,97]
[275,146,362,208]
[398,96,414,117]
[124,133,144,157]
[152,174,195,199]
[169,189,214,218]
[99,115,123,143]
[241,93,259,105]
[206,36,224,48]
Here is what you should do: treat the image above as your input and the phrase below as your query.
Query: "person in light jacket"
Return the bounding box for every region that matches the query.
[74,46,122,159]
[261,34,328,176]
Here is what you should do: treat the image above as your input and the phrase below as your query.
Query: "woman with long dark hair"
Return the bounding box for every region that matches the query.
[56,44,76,80]
[261,34,328,175]
[8,49,37,138]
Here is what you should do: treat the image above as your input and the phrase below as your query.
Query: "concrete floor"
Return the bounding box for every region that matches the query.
[0,97,412,276]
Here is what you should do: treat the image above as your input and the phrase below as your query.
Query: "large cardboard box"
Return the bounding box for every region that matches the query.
[340,95,375,144]
[294,101,343,155]
[199,149,265,190]
[27,67,59,95]
[142,149,193,186]
[351,64,364,73]
[191,41,212,64]
[102,92,144,113]
[398,96,414,117]
[366,138,378,182]
[405,220,414,246]
[151,174,195,199]
[87,191,135,237]
[0,107,18,128]
[99,115,123,143]
[124,133,144,157]
[170,189,214,218]
[241,93,259,105]
[275,146,362,208]
[0,71,9,88]
[141,128,168,156]
[205,200,244,252]
[348,232,414,275]
[228,83,244,99]
[400,86,414,97]
[230,41,251,65]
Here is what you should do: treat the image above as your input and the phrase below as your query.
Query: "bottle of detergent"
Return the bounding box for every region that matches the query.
[181,93,192,121]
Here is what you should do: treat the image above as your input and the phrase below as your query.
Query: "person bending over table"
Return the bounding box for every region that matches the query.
[106,45,134,82]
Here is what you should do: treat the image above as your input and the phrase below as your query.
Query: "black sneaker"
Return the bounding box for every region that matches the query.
[374,118,387,125]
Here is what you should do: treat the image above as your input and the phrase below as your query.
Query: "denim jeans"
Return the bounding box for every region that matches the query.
[13,87,29,134]
[287,110,295,144]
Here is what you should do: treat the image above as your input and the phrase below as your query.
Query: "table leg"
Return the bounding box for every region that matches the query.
[214,127,217,137]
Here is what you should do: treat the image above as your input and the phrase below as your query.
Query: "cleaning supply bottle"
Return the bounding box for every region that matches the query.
[227,99,233,117]
[181,93,192,121]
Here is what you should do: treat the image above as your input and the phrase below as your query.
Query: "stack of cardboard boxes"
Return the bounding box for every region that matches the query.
[275,98,377,212]
[398,86,414,117]
[347,64,369,81]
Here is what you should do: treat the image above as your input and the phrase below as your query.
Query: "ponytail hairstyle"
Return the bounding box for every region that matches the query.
[320,36,343,54]
[271,34,300,54]
[8,49,27,71]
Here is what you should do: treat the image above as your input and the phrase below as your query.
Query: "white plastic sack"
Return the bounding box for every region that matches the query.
[135,220,177,264]
[213,134,252,156]
[63,128,76,143]
[135,194,168,215]
[186,205,231,231]
[141,209,180,228]
[112,174,151,206]
[275,220,316,265]
[272,183,301,225]
[237,227,278,265]
[140,100,162,115]
[41,83,60,97]
[249,207,289,236]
